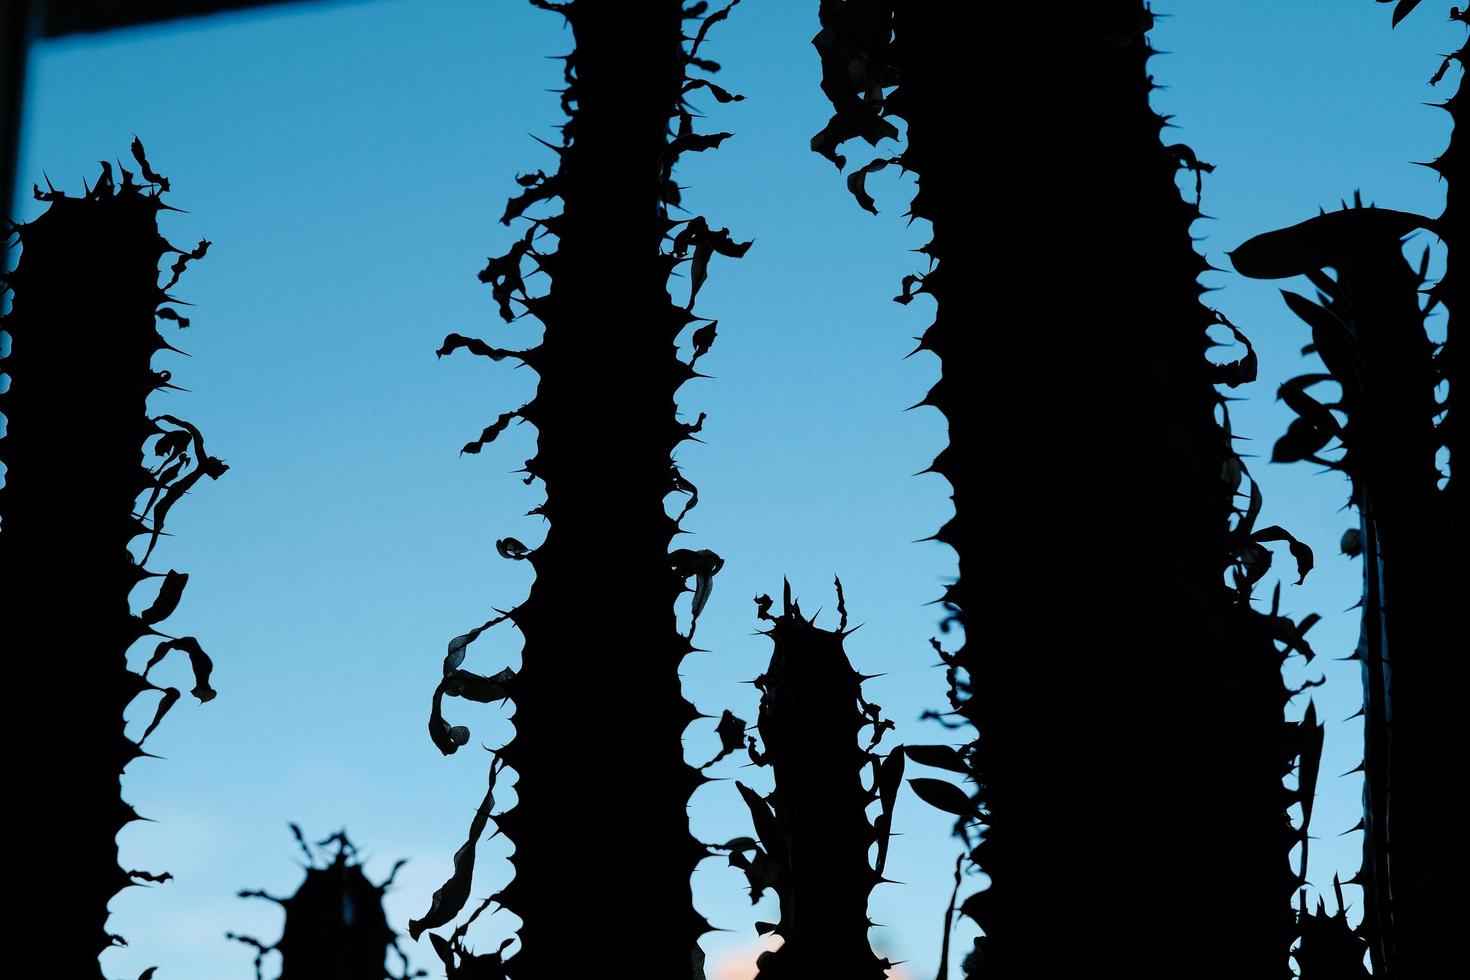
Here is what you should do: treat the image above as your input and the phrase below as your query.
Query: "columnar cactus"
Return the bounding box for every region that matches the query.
[1234,5,1465,975]
[725,580,900,980]
[1232,198,1460,977]
[416,3,747,976]
[810,3,1316,973]
[0,144,221,979]
[229,827,423,980]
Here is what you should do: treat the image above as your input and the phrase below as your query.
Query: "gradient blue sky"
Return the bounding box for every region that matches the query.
[6,2,1458,977]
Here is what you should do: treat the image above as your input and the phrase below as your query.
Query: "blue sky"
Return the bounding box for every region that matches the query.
[6,2,1458,977]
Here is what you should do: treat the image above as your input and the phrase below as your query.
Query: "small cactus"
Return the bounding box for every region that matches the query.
[730,580,899,980]
[229,826,423,980]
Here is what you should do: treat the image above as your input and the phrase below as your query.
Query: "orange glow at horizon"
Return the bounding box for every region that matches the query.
[709,938,913,980]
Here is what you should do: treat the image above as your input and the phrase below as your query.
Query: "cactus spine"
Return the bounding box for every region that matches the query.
[417,3,747,976]
[0,145,221,978]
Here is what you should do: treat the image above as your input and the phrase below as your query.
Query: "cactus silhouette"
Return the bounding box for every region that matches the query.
[0,144,222,980]
[229,826,423,980]
[1229,7,1466,972]
[416,2,747,976]
[810,3,1318,973]
[1233,198,1459,977]
[1294,875,1372,980]
[722,580,899,979]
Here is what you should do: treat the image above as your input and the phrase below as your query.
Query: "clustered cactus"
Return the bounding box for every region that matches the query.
[0,142,221,980]
[8,5,1456,979]
[417,2,747,976]
[229,827,422,980]
[720,580,900,979]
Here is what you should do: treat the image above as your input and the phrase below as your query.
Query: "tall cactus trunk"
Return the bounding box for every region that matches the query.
[1062,9,1305,974]
[1233,199,1460,979]
[0,149,220,978]
[482,8,705,967]
[813,3,1310,973]
[417,4,746,977]
[879,6,985,963]
[734,582,900,980]
[1233,7,1466,973]
[495,5,705,962]
[1411,13,1466,973]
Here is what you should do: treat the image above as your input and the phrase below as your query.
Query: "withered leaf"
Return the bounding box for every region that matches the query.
[140,570,188,625]
[1255,525,1315,585]
[903,744,969,776]
[409,755,504,940]
[143,637,216,703]
[908,777,977,818]
[496,537,532,560]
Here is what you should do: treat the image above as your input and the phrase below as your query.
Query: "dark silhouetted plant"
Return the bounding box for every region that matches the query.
[415,2,747,976]
[1233,197,1459,977]
[810,3,1320,974]
[1378,0,1465,529]
[0,143,221,980]
[229,826,423,980]
[1230,8,1465,972]
[1295,875,1373,980]
[720,580,900,979]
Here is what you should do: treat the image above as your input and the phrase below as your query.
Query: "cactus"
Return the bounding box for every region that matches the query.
[1235,6,1466,973]
[1435,8,1467,543]
[416,3,747,976]
[0,144,221,979]
[811,3,1316,972]
[422,897,511,979]
[1295,876,1372,980]
[229,827,423,980]
[1232,195,1460,976]
[724,580,900,979]
[1379,0,1465,532]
